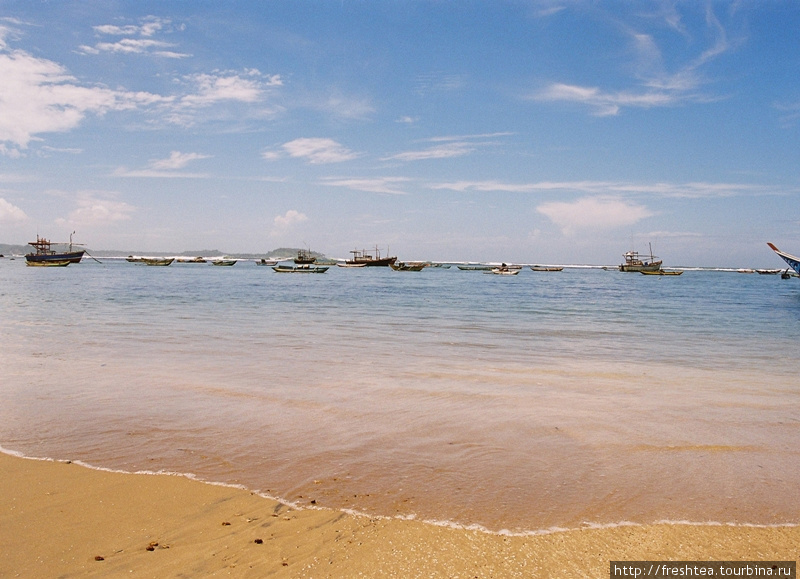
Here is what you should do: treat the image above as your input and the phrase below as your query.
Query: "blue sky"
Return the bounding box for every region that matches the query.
[1,1,799,266]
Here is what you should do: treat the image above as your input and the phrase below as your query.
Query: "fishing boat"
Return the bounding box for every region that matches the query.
[345,246,397,267]
[640,270,683,276]
[256,259,279,266]
[211,259,237,266]
[390,262,426,271]
[25,234,85,265]
[126,255,144,263]
[294,249,316,264]
[767,243,800,276]
[457,265,493,271]
[530,265,563,272]
[26,260,71,267]
[619,243,662,272]
[337,262,367,268]
[488,263,519,275]
[272,264,329,273]
[142,257,174,266]
[755,269,781,275]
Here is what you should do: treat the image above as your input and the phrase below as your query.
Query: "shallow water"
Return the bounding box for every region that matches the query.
[1,259,799,532]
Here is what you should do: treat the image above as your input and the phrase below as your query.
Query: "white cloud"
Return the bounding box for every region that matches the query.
[537,197,653,235]
[55,193,135,226]
[430,179,771,199]
[384,142,475,161]
[0,197,28,222]
[180,71,279,108]
[281,138,358,164]
[149,151,211,170]
[321,177,409,195]
[0,48,170,150]
[533,83,674,116]
[274,209,307,229]
[81,17,188,57]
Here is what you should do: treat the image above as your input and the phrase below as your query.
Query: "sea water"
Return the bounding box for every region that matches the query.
[1,259,798,533]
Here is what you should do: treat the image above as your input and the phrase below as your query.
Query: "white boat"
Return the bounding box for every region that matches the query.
[767,243,800,276]
[337,262,367,268]
[273,264,329,273]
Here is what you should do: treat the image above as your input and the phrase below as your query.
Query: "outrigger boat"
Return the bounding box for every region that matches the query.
[272,264,329,273]
[26,259,71,267]
[619,243,662,272]
[640,270,682,276]
[25,233,85,265]
[530,265,563,272]
[142,257,174,266]
[767,243,800,276]
[390,262,426,271]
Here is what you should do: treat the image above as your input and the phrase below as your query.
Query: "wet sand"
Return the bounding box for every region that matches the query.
[1,452,797,578]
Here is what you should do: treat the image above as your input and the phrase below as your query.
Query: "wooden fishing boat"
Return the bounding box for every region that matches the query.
[640,270,682,276]
[489,268,519,275]
[345,246,397,267]
[210,259,237,266]
[26,259,71,267]
[755,269,781,275]
[390,262,426,271]
[272,264,328,273]
[294,249,316,264]
[530,265,563,272]
[457,265,493,271]
[142,257,174,266]
[256,259,278,266]
[176,256,206,263]
[767,243,800,276]
[25,234,85,265]
[337,262,367,268]
[619,243,662,272]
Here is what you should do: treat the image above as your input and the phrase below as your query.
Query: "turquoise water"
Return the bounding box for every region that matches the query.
[1,259,799,532]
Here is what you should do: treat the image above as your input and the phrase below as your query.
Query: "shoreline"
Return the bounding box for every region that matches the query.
[2,452,797,578]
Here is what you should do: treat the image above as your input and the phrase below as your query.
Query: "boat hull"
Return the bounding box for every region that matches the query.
[25,251,84,264]
[767,243,800,275]
[272,265,329,273]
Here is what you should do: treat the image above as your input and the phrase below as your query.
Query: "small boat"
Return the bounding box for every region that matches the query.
[272,264,329,273]
[26,259,71,267]
[176,256,207,263]
[755,269,781,275]
[337,262,367,268]
[619,243,662,272]
[430,263,451,269]
[345,246,397,267]
[256,259,279,266]
[530,265,563,272]
[126,255,144,263]
[488,263,519,275]
[457,265,493,271]
[767,243,800,276]
[294,249,316,264]
[25,234,85,265]
[211,259,237,266]
[390,262,426,271]
[142,258,174,266]
[640,270,683,276]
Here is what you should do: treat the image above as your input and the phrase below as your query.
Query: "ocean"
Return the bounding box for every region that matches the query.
[1,258,798,534]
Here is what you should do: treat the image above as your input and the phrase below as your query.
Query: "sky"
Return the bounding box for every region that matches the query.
[1,1,799,267]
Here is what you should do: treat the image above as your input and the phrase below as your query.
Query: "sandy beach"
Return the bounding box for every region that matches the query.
[1,452,796,578]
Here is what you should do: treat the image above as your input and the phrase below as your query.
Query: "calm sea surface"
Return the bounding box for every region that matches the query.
[1,259,799,533]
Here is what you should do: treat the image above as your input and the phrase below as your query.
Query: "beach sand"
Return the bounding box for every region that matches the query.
[1,452,797,578]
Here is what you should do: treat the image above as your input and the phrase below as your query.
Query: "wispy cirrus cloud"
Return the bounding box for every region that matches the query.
[269,138,359,164]
[430,179,775,199]
[531,5,732,116]
[79,17,189,58]
[537,196,653,235]
[149,151,211,170]
[321,176,410,195]
[0,197,28,222]
[384,132,512,162]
